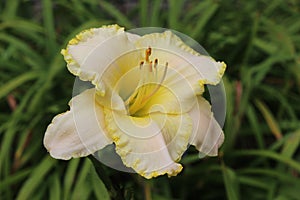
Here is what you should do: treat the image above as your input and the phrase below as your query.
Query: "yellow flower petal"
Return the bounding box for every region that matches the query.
[189,96,224,156]
[61,24,140,94]
[44,89,112,159]
[134,64,200,115]
[135,31,226,85]
[104,109,183,179]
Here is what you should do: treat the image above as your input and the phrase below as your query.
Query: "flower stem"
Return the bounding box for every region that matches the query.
[144,180,152,200]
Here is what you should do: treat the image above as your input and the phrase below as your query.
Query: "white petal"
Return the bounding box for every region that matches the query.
[61,24,141,94]
[150,113,193,162]
[44,89,112,159]
[189,96,224,156]
[65,25,124,66]
[135,31,226,85]
[104,109,183,179]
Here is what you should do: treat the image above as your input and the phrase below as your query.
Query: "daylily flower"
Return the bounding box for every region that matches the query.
[44,24,226,179]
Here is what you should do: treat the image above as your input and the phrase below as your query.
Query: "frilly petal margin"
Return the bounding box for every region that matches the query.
[103,109,183,179]
[188,96,224,157]
[61,24,140,95]
[135,31,226,86]
[44,89,112,160]
[150,113,193,162]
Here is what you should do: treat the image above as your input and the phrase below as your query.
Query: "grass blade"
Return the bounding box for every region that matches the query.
[16,157,56,200]
[0,71,40,100]
[222,163,240,200]
[99,0,134,29]
[255,99,282,140]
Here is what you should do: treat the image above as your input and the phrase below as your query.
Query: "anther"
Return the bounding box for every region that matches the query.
[145,47,151,62]
[154,59,158,69]
[139,61,144,69]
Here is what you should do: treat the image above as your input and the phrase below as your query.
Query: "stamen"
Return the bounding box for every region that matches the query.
[125,47,169,116]
[161,62,168,82]
[145,47,151,62]
[154,59,158,69]
[154,59,158,80]
[139,61,144,69]
[149,61,153,72]
[141,61,168,104]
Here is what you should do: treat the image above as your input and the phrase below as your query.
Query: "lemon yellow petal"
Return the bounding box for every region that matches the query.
[44,89,112,159]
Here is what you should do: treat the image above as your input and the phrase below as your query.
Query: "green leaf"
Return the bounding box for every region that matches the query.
[150,0,163,26]
[139,0,149,26]
[222,163,240,200]
[233,150,300,173]
[0,168,31,190]
[63,159,80,200]
[238,176,270,190]
[42,0,58,55]
[246,105,265,149]
[190,1,219,38]
[49,173,61,200]
[16,157,56,200]
[0,71,40,100]
[70,159,93,200]
[281,129,300,158]
[167,0,185,29]
[255,99,282,140]
[99,1,134,29]
[1,0,20,20]
[90,165,110,200]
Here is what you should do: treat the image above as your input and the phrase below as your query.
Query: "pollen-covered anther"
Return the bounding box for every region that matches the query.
[154,59,158,69]
[145,47,151,62]
[139,61,144,70]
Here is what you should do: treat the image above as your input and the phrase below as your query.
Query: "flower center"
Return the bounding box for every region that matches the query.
[125,47,168,116]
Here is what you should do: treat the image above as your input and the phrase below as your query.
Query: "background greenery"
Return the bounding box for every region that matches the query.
[1,0,300,199]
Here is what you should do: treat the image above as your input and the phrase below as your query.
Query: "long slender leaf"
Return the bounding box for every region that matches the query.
[255,99,282,140]
[0,71,40,100]
[99,0,134,29]
[16,157,56,200]
[222,163,240,200]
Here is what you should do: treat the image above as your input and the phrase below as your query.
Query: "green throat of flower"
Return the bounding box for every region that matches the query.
[125,47,168,116]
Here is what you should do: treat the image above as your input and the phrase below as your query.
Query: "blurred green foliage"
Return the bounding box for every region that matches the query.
[0,0,300,199]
